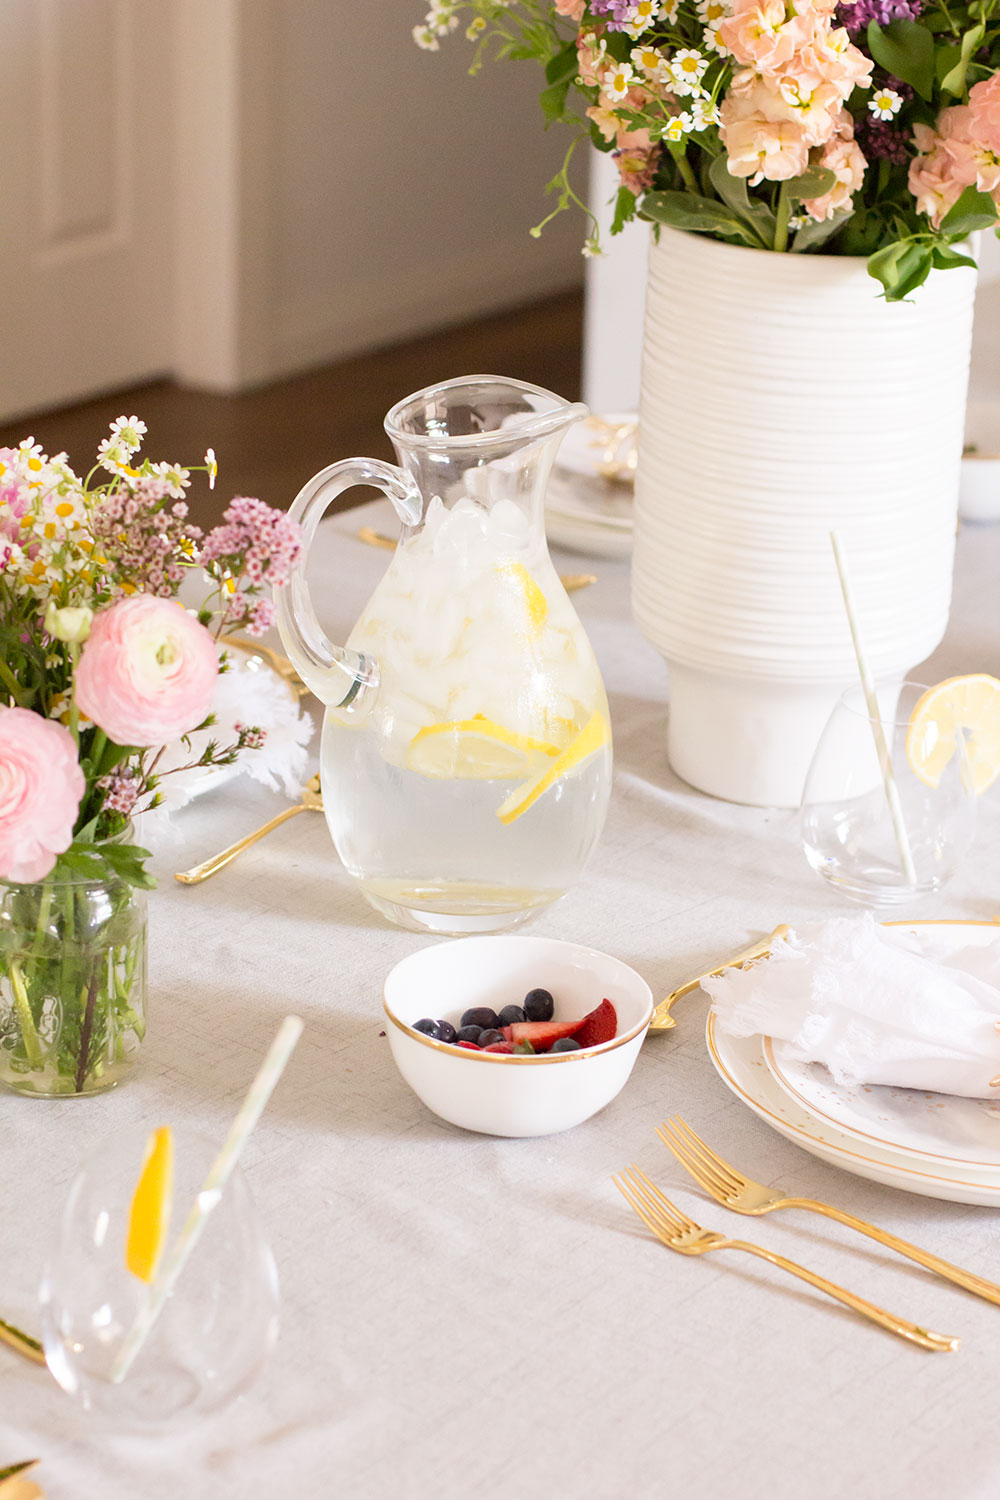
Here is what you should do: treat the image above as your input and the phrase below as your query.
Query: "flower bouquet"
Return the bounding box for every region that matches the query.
[414,0,1000,297]
[0,419,302,1095]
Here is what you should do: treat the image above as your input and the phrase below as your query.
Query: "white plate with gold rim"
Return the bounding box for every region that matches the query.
[708,1018,1000,1206]
[706,921,1000,1206]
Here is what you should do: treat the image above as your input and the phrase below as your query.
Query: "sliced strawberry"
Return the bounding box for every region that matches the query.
[573,998,618,1050]
[456,1040,481,1051]
[483,1041,514,1054]
[507,1018,580,1051]
[500,1026,513,1043]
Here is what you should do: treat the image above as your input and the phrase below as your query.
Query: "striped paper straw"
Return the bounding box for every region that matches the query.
[110,1014,304,1386]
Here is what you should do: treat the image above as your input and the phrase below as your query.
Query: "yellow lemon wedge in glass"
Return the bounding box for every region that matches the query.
[125,1125,174,1283]
[407,714,560,780]
[496,560,548,635]
[496,711,610,824]
[906,674,1000,794]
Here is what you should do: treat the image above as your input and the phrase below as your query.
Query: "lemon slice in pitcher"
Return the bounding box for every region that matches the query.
[906,674,1000,793]
[496,560,548,635]
[125,1125,174,1283]
[407,715,560,780]
[496,711,610,824]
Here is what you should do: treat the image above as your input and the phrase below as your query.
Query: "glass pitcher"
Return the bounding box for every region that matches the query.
[275,376,613,935]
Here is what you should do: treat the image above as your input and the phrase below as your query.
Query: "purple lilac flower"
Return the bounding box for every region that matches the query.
[587,0,637,29]
[837,0,921,34]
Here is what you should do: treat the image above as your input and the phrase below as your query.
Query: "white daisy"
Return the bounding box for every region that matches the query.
[604,61,636,101]
[150,461,191,499]
[631,43,669,81]
[669,48,708,95]
[868,88,903,121]
[697,0,729,23]
[205,447,218,490]
[622,0,661,37]
[413,24,440,49]
[704,22,730,54]
[661,111,694,141]
[689,96,720,130]
[109,415,147,454]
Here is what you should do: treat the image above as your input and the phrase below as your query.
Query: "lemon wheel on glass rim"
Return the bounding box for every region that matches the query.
[906,675,1000,794]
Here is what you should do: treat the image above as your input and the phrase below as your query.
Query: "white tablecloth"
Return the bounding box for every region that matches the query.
[4,502,1000,1500]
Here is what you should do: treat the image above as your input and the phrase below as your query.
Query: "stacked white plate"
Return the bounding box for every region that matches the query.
[706,920,1000,1206]
[545,412,635,559]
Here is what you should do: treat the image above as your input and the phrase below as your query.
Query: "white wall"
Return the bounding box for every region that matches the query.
[267,0,585,379]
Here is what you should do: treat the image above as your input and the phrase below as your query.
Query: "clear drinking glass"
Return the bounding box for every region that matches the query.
[40,1127,280,1428]
[800,680,976,905]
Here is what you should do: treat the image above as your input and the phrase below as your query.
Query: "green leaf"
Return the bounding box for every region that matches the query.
[544,40,578,86]
[941,185,998,235]
[783,166,837,201]
[539,76,573,123]
[639,190,762,245]
[939,22,985,96]
[867,239,934,299]
[867,19,935,100]
[708,153,775,244]
[931,243,977,269]
[791,210,854,253]
[610,185,637,235]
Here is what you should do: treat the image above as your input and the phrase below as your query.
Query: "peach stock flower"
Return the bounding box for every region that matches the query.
[75,594,219,748]
[0,708,85,883]
[722,108,811,180]
[969,71,1000,155]
[803,127,867,219]
[909,103,1000,228]
[554,0,586,17]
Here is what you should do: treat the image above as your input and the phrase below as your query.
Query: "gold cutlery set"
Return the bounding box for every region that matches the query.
[615,1114,1000,1351]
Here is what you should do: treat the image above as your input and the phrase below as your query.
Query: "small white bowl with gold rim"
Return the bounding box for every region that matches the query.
[383,936,653,1137]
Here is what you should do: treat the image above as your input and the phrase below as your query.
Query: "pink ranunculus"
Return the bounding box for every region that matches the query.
[75,594,219,748]
[969,71,1000,155]
[804,130,867,220]
[0,708,85,883]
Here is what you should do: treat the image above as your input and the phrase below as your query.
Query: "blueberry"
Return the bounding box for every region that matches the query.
[478,1029,505,1047]
[455,1024,483,1045]
[523,988,554,1023]
[413,1018,438,1036]
[436,1020,457,1045]
[497,1004,527,1028]
[460,1006,498,1031]
[549,1037,581,1053]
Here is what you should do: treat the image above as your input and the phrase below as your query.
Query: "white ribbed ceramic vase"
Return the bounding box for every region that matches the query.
[632,225,978,807]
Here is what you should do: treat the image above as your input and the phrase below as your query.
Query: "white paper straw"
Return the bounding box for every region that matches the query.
[110,1014,304,1386]
[830,531,917,887]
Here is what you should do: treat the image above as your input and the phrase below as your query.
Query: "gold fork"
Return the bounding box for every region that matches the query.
[174,776,324,885]
[658,1116,1000,1307]
[613,1166,958,1351]
[648,924,790,1032]
[0,1317,45,1367]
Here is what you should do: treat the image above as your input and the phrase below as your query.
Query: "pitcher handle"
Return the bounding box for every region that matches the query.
[274,458,422,708]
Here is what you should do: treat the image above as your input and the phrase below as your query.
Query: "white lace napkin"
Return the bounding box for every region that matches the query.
[705,915,1000,1099]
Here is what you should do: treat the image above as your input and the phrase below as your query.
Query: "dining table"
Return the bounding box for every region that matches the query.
[4,496,1000,1500]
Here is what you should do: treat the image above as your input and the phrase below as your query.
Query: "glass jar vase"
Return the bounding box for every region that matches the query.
[0,864,147,1097]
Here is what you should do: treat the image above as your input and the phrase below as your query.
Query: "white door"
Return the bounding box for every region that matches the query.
[0,0,174,423]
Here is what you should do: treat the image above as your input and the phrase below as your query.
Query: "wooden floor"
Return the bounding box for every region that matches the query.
[0,291,584,531]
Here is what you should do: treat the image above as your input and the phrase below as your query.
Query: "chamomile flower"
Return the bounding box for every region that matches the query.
[621,0,661,37]
[466,15,486,37]
[604,60,635,101]
[631,42,669,81]
[661,111,694,141]
[669,49,708,95]
[697,0,729,23]
[704,22,730,54]
[787,214,808,231]
[96,435,132,475]
[109,415,147,455]
[689,96,720,130]
[412,24,440,49]
[659,0,681,22]
[205,447,218,490]
[868,88,903,121]
[149,461,191,500]
[582,235,603,258]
